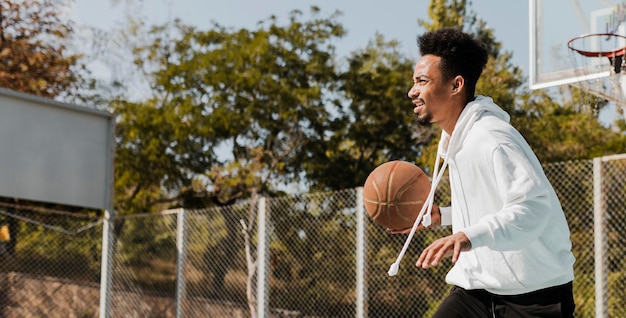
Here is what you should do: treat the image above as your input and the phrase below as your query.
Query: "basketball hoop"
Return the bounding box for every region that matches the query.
[567,33,626,118]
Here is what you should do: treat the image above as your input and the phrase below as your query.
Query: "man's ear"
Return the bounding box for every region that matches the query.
[451,76,464,92]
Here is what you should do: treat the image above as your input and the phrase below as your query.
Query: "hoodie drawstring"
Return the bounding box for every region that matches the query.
[387,155,449,276]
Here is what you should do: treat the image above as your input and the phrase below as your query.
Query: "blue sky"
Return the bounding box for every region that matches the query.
[71,0,530,78]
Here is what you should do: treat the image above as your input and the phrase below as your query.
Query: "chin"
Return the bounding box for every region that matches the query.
[415,115,432,126]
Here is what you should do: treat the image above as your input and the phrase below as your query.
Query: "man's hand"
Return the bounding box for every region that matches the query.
[415,232,471,268]
[388,205,441,234]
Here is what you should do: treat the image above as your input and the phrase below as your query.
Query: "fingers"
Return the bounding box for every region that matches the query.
[452,237,462,263]
[416,232,471,269]
[416,238,451,268]
[415,246,433,268]
[388,204,442,235]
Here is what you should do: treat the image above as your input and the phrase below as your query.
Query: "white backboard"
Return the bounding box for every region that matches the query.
[0,88,115,210]
[529,0,626,90]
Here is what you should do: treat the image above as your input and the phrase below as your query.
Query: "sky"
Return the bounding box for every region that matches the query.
[70,0,530,77]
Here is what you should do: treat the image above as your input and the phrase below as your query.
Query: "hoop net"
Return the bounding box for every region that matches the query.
[567,33,626,118]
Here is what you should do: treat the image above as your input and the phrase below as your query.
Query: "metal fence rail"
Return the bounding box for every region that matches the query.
[0,155,625,317]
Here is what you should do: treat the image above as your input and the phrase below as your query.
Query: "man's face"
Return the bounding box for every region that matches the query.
[408,55,455,127]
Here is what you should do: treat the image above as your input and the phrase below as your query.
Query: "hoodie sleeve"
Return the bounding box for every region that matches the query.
[439,206,452,226]
[461,143,553,251]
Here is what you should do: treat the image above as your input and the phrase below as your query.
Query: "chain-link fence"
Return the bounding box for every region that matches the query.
[1,154,625,317]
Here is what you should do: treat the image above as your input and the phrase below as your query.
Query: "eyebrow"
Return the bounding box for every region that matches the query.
[414,75,431,81]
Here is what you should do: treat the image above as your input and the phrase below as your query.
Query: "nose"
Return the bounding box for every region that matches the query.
[408,84,418,100]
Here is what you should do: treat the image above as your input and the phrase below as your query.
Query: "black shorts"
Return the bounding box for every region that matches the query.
[432,282,575,318]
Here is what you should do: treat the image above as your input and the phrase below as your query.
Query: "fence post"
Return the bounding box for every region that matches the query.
[593,157,608,318]
[99,210,114,318]
[355,187,368,318]
[175,208,188,318]
[257,197,269,318]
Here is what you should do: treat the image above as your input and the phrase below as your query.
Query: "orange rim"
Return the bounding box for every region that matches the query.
[567,33,626,58]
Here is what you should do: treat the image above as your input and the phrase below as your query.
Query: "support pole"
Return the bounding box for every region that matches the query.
[593,157,608,318]
[355,187,368,318]
[256,197,269,318]
[175,208,188,317]
[99,210,114,318]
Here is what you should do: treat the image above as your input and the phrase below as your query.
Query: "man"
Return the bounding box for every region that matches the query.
[402,28,576,317]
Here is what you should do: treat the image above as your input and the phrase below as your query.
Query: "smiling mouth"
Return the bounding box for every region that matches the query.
[413,103,424,114]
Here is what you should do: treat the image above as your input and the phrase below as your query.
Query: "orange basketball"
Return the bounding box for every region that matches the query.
[363,160,431,231]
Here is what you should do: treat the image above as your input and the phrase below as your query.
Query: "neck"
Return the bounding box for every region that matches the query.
[440,107,464,135]
[443,95,478,134]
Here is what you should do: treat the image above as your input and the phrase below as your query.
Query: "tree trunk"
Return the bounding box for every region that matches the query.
[243,190,258,318]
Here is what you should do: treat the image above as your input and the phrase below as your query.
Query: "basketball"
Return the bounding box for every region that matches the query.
[363,160,431,231]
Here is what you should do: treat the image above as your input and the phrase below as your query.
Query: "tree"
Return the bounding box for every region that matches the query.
[304,34,437,190]
[0,0,80,98]
[117,8,346,314]
[514,94,626,162]
[125,8,344,204]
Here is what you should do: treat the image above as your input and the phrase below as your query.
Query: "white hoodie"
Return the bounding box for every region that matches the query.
[435,95,575,295]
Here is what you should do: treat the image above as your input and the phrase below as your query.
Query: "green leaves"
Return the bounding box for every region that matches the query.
[0,0,79,98]
[112,0,626,213]
[305,34,435,190]
[117,7,347,208]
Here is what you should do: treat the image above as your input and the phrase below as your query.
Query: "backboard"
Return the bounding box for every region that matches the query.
[0,88,115,211]
[529,0,626,90]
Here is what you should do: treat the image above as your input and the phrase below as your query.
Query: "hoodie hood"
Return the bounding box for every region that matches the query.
[438,95,510,159]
